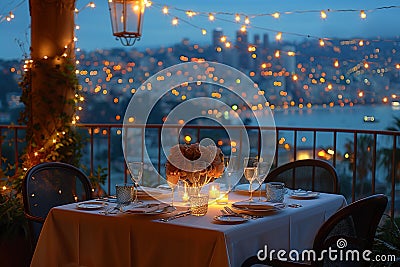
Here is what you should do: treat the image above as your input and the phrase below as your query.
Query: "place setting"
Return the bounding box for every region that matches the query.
[288,189,320,200]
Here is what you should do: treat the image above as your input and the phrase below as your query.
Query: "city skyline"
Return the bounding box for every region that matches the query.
[1,0,399,60]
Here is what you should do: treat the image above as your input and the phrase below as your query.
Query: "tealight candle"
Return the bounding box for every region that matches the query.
[209,184,220,199]
[216,191,229,204]
[182,192,189,202]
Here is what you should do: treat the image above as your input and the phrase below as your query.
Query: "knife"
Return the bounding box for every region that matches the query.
[159,210,191,222]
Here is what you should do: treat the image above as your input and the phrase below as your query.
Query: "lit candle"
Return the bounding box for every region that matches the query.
[182,192,189,202]
[209,185,220,199]
[216,191,229,204]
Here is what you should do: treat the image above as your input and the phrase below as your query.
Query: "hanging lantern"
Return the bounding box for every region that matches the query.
[108,0,145,46]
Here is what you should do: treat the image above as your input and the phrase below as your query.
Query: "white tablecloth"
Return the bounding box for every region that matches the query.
[31,192,346,267]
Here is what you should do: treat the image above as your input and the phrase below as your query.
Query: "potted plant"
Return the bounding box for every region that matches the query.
[0,165,31,266]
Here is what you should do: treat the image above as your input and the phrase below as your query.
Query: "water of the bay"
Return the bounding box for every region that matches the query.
[272,104,399,130]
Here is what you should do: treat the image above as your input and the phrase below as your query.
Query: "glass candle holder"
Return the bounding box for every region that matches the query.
[190,194,209,216]
[182,192,190,202]
[216,191,229,204]
[266,182,285,203]
[116,183,134,205]
[208,183,220,199]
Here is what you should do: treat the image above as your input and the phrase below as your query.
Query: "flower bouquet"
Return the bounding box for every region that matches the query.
[165,143,224,191]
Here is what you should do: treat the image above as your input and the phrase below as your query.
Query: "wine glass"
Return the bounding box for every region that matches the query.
[166,178,178,207]
[127,161,143,205]
[243,166,257,202]
[193,161,207,192]
[255,161,268,201]
[224,155,239,191]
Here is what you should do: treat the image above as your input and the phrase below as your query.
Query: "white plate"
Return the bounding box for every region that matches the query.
[289,191,320,199]
[232,201,283,211]
[214,215,248,224]
[231,201,284,215]
[76,201,107,210]
[124,204,176,215]
[234,184,265,194]
[231,205,280,215]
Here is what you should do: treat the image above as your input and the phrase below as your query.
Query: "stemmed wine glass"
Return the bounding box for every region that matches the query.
[166,175,178,206]
[193,161,207,195]
[127,161,143,205]
[224,155,239,191]
[255,161,268,201]
[243,157,257,202]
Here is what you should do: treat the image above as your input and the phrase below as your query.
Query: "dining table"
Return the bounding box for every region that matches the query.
[30,188,347,267]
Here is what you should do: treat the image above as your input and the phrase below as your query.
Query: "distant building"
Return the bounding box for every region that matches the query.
[212,28,224,62]
[236,30,249,69]
[212,28,223,49]
[263,34,269,50]
[282,45,296,74]
[254,34,261,47]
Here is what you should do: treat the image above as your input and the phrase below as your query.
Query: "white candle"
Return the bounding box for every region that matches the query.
[216,191,229,204]
[209,185,220,199]
[182,192,189,202]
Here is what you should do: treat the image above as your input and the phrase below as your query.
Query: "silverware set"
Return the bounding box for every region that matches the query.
[159,210,191,222]
[223,206,263,219]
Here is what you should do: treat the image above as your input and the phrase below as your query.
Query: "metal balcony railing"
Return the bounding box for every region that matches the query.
[1,123,399,217]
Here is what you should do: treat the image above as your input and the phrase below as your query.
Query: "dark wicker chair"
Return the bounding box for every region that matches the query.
[22,162,92,248]
[265,159,339,193]
[241,194,388,267]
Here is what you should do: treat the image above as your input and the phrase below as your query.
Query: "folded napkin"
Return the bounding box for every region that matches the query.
[232,201,283,210]
[126,203,169,214]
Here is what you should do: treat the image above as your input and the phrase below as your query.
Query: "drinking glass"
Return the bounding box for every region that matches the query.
[243,166,257,202]
[167,177,178,206]
[224,155,239,191]
[266,182,286,203]
[127,161,143,205]
[255,161,269,201]
[193,161,207,189]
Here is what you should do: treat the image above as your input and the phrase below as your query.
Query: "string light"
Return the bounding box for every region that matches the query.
[186,10,196,17]
[208,13,215,21]
[272,12,280,19]
[360,10,367,19]
[244,16,250,24]
[320,10,327,19]
[240,25,246,32]
[172,17,179,25]
[235,14,240,22]
[162,6,169,14]
[275,32,282,41]
[319,39,325,46]
[201,29,207,35]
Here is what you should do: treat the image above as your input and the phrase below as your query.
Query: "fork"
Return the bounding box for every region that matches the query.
[224,206,260,219]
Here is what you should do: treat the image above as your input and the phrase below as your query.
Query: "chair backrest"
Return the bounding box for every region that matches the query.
[240,194,388,267]
[265,159,339,193]
[22,162,92,246]
[313,194,388,267]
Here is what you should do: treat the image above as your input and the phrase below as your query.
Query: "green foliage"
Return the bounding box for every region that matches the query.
[0,161,27,239]
[85,165,108,198]
[18,57,82,167]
